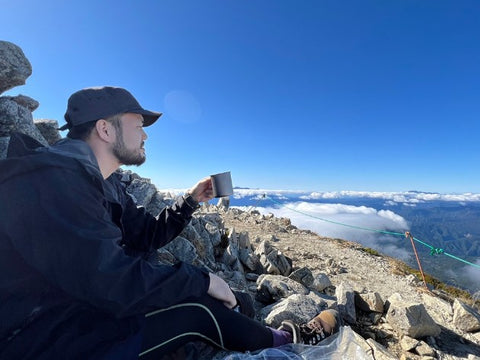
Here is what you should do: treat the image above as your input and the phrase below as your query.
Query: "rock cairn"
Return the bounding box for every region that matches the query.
[2,40,480,359]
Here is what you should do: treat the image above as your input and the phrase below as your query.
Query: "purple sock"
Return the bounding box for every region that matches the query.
[269,327,293,347]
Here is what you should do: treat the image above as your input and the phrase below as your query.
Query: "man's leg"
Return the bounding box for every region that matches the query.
[139,293,273,359]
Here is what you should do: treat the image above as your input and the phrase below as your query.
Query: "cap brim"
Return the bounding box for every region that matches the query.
[131,109,162,127]
[58,123,69,131]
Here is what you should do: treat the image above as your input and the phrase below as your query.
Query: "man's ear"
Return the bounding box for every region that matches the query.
[95,119,114,142]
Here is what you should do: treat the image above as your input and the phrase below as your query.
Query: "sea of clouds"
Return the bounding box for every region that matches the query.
[160,187,480,291]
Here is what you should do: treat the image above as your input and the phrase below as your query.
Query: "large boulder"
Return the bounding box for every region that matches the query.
[386,293,441,339]
[0,41,32,94]
[453,299,480,332]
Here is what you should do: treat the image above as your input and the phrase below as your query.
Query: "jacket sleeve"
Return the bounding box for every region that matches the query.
[118,181,197,252]
[2,164,210,318]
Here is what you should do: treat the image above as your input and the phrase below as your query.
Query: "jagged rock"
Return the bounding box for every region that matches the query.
[356,291,384,313]
[261,293,326,328]
[34,119,61,145]
[310,272,333,293]
[0,41,32,94]
[216,196,229,210]
[5,94,39,111]
[145,192,171,217]
[365,338,398,360]
[420,292,453,326]
[234,231,264,273]
[386,293,441,338]
[238,248,264,274]
[0,97,47,148]
[126,178,158,207]
[254,240,292,276]
[0,137,8,159]
[162,236,202,266]
[255,274,309,304]
[453,299,480,332]
[336,282,356,324]
[400,335,420,351]
[288,267,314,288]
[415,340,436,357]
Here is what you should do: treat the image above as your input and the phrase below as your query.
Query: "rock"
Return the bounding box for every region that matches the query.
[386,293,441,338]
[415,340,436,357]
[255,274,309,304]
[365,338,398,360]
[400,335,420,351]
[126,178,158,207]
[453,299,480,332]
[420,293,453,328]
[5,94,39,111]
[0,98,47,145]
[311,272,332,293]
[216,196,229,210]
[0,137,9,159]
[288,267,314,288]
[356,291,384,313]
[34,119,61,145]
[162,236,202,266]
[261,293,325,328]
[336,282,356,324]
[254,240,292,276]
[0,41,32,94]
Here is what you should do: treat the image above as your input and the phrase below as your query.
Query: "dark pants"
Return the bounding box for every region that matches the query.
[139,293,273,359]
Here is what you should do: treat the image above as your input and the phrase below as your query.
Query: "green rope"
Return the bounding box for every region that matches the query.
[263,195,480,270]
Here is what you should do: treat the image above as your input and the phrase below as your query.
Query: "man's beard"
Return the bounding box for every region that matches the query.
[112,136,146,166]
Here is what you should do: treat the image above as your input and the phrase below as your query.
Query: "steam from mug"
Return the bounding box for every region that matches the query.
[211,171,233,198]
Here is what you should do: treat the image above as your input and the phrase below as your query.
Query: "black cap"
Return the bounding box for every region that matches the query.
[59,86,162,131]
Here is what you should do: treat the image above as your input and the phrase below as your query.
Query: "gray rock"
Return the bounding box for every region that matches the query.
[5,94,39,111]
[400,335,420,351]
[336,282,356,324]
[415,340,436,357]
[126,178,158,207]
[288,267,314,288]
[421,292,453,326]
[162,236,201,266]
[34,119,61,145]
[356,291,384,313]
[238,248,264,274]
[216,196,229,210]
[386,293,441,339]
[0,98,47,147]
[254,240,291,276]
[262,293,325,328]
[453,299,480,332]
[256,274,309,304]
[0,41,32,94]
[311,272,332,293]
[0,136,9,159]
[365,338,398,360]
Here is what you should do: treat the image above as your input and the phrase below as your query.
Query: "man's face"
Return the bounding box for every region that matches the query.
[112,113,147,166]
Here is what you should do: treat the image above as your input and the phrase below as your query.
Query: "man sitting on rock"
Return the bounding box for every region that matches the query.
[0,86,341,359]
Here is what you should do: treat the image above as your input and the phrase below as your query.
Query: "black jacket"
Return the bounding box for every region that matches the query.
[0,133,209,359]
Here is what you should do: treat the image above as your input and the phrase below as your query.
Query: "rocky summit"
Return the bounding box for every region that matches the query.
[1,40,480,359]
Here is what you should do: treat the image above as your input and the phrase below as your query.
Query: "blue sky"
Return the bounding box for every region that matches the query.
[2,0,480,193]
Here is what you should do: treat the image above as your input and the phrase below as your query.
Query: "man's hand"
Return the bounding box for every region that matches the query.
[187,177,214,203]
[207,273,237,309]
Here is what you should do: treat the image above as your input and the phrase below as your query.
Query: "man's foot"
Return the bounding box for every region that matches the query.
[277,309,341,345]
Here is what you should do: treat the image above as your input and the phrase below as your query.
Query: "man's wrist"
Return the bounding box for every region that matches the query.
[183,192,200,210]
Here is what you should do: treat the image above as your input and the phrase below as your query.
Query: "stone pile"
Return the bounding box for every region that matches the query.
[2,40,480,359]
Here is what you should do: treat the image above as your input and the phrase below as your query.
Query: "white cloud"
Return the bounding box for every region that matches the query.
[463,259,480,291]
[229,189,480,204]
[240,201,411,259]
